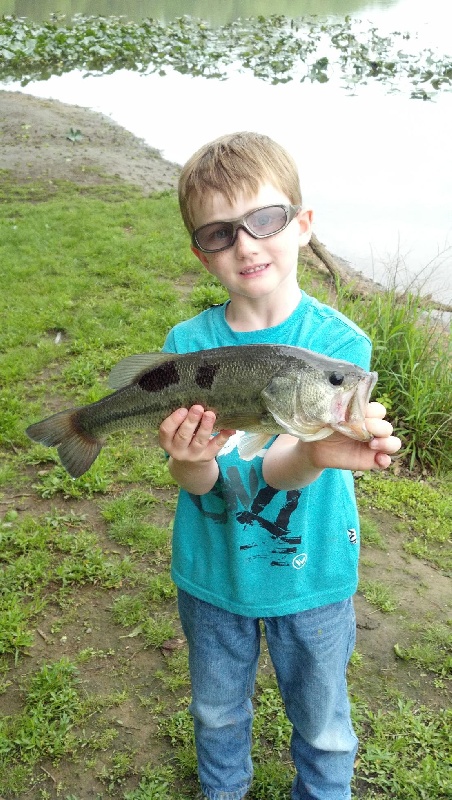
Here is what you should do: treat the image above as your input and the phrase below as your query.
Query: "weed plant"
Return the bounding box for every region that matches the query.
[343,290,451,474]
[1,14,450,99]
[299,267,452,474]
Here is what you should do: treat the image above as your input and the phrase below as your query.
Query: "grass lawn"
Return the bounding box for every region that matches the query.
[0,181,450,799]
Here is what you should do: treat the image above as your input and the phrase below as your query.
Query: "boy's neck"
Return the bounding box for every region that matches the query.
[225,287,302,332]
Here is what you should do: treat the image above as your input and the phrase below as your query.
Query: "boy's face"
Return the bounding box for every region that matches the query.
[190,183,312,304]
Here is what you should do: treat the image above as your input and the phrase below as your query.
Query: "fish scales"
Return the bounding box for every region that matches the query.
[26,344,377,478]
[85,347,301,434]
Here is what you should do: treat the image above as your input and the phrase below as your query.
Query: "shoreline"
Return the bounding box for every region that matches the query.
[1,89,450,314]
[0,90,372,284]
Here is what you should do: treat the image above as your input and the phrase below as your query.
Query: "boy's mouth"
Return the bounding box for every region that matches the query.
[240,263,269,276]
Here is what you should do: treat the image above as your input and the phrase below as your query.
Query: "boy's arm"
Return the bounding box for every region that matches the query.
[262,402,401,491]
[159,405,235,495]
[159,403,401,494]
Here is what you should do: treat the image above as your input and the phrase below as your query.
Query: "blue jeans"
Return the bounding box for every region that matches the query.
[177,590,358,800]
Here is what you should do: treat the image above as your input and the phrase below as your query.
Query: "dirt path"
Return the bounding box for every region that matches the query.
[0,90,180,191]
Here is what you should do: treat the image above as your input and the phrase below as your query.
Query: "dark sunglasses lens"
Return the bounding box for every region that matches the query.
[195,222,234,251]
[247,206,288,236]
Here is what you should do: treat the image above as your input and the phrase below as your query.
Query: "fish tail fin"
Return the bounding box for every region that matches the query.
[26,409,102,478]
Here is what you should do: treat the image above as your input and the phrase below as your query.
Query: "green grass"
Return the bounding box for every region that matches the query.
[359,579,399,613]
[123,766,176,800]
[359,515,386,549]
[354,291,451,474]
[357,473,452,572]
[0,509,134,664]
[0,188,196,417]
[394,622,452,678]
[353,698,451,799]
[0,658,83,785]
[0,180,451,799]
[297,260,452,474]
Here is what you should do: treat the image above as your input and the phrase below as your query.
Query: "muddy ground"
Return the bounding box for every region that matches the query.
[0,90,450,799]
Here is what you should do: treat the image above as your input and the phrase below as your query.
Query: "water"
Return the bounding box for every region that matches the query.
[0,0,406,26]
[1,0,451,302]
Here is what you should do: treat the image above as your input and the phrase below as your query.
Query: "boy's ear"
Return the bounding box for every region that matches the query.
[191,244,211,268]
[297,208,313,247]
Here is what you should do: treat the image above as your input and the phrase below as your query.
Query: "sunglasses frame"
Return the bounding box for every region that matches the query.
[191,203,302,253]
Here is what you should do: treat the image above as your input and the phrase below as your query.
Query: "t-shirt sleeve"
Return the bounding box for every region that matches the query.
[329,334,372,372]
[161,329,176,353]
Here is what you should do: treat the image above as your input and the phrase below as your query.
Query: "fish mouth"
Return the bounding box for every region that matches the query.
[332,371,378,441]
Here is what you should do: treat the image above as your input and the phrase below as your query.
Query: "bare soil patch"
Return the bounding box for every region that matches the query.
[0,90,180,192]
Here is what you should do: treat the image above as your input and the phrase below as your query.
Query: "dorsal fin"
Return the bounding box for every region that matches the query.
[108,352,179,390]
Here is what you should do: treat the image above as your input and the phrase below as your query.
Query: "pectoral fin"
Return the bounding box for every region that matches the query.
[237,432,273,461]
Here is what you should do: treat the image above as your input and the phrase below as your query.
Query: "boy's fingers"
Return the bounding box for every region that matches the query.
[369,435,402,455]
[174,405,205,442]
[211,429,236,450]
[159,407,206,451]
[159,408,188,441]
[365,417,393,438]
[366,401,387,419]
[374,452,392,469]
[160,406,234,462]
[189,410,218,447]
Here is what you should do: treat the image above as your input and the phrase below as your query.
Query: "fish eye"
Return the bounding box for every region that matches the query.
[329,371,345,386]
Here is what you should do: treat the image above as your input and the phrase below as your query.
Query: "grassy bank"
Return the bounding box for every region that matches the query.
[0,181,451,799]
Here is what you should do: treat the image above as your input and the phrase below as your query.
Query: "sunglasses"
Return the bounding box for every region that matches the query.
[191,204,302,253]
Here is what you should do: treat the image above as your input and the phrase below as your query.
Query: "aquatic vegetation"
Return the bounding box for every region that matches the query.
[0,13,451,98]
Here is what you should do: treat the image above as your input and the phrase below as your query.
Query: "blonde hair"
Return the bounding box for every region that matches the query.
[178,131,302,233]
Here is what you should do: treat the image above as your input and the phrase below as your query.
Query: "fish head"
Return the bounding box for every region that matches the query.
[262,352,377,442]
[292,361,378,441]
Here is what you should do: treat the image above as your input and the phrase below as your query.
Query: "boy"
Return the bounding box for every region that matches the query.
[158,132,401,800]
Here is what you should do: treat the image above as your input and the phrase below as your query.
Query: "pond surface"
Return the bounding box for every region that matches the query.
[1,0,451,302]
[0,0,419,25]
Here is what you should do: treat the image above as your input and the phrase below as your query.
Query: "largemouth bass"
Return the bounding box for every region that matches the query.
[26,344,377,478]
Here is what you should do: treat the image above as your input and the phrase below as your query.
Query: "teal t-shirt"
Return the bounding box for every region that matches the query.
[163,293,372,617]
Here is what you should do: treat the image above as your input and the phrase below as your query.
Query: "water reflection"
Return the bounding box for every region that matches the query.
[1,0,395,25]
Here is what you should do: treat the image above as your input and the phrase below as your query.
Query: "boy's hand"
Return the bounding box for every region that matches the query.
[263,402,402,491]
[158,404,235,464]
[308,402,402,471]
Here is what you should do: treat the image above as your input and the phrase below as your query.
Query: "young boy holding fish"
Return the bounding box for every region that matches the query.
[25,130,400,800]
[157,131,401,800]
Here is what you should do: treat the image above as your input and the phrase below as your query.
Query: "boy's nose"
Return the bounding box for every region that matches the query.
[234,226,259,254]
